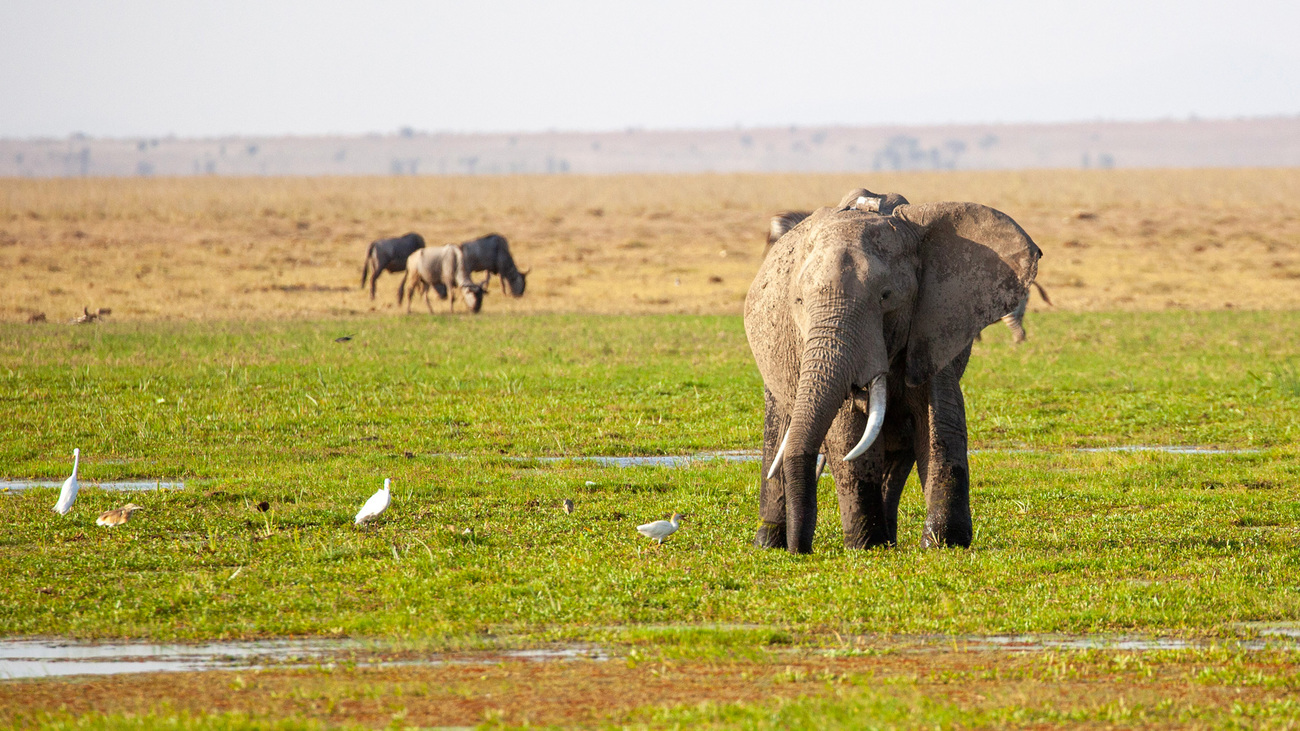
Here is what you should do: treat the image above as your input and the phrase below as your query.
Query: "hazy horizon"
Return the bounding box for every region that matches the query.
[2,1,1298,139]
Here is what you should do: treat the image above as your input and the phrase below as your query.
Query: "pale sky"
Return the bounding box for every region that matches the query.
[1,0,1297,138]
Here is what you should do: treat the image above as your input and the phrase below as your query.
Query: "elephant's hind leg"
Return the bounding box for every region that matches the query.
[825,404,888,548]
[825,389,916,548]
[755,388,788,549]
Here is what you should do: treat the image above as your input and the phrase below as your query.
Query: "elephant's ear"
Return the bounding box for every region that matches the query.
[893,202,1042,386]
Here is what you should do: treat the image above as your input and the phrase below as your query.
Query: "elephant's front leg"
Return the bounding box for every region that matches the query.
[825,397,915,548]
[755,388,788,548]
[912,347,973,548]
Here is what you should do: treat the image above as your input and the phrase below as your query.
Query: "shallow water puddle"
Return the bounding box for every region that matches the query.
[3,632,1292,680]
[0,481,184,494]
[536,451,760,467]
[0,445,1258,496]
[0,639,608,680]
[0,639,342,679]
[527,445,1260,468]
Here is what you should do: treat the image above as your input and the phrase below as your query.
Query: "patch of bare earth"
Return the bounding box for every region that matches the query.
[1,169,1298,323]
[1,650,1297,727]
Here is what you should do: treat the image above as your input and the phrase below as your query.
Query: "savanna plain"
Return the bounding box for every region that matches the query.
[2,170,1300,729]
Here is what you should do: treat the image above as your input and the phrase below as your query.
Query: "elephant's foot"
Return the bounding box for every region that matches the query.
[754,521,786,549]
[840,508,896,550]
[920,518,972,548]
[844,532,895,550]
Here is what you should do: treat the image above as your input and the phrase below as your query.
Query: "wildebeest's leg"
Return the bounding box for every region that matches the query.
[361,246,373,291]
[369,253,383,300]
[423,281,436,315]
[755,388,788,548]
[397,270,409,305]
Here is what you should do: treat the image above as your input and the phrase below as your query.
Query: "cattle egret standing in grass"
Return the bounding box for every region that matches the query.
[637,513,683,544]
[355,478,391,526]
[97,503,144,526]
[53,448,80,515]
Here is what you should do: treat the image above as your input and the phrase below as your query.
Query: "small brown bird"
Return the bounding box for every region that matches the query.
[563,498,575,514]
[96,503,144,527]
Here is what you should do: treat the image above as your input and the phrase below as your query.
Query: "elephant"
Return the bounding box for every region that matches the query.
[764,190,1044,344]
[744,188,1042,553]
[360,232,425,301]
[457,234,530,297]
[399,245,487,314]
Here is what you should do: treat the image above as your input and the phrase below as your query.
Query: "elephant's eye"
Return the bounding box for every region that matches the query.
[881,290,892,302]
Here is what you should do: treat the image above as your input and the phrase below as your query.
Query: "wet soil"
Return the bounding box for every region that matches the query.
[2,649,1297,728]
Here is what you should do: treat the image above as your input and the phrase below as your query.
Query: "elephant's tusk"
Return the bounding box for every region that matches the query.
[814,453,826,481]
[766,430,790,480]
[843,376,887,462]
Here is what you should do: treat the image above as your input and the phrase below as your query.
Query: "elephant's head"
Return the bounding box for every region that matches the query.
[744,192,1041,552]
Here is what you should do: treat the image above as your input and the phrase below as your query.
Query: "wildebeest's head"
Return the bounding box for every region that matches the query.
[506,267,531,297]
[462,281,488,313]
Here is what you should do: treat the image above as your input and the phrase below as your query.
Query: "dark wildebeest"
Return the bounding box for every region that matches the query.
[360,232,425,301]
[457,234,530,297]
[763,189,1049,343]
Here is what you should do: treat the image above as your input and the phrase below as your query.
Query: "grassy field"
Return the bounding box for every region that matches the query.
[1,312,1299,727]
[3,311,1299,646]
[3,171,1300,728]
[2,169,1300,323]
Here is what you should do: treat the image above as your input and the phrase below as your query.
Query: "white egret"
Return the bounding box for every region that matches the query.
[355,478,391,526]
[637,513,683,544]
[53,448,80,515]
[96,503,144,527]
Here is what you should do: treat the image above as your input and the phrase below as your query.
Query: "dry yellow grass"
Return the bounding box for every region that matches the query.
[2,169,1298,322]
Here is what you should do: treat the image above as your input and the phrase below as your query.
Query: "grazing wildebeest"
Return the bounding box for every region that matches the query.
[360,232,425,301]
[763,189,1048,343]
[400,245,487,314]
[457,234,530,297]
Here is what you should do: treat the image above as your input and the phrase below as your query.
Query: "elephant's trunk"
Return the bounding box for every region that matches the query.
[776,296,893,553]
[781,309,871,552]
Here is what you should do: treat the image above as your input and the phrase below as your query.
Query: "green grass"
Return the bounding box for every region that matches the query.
[1,312,1298,642]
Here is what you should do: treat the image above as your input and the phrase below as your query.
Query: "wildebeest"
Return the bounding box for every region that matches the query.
[457,234,530,297]
[360,232,425,301]
[400,245,487,314]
